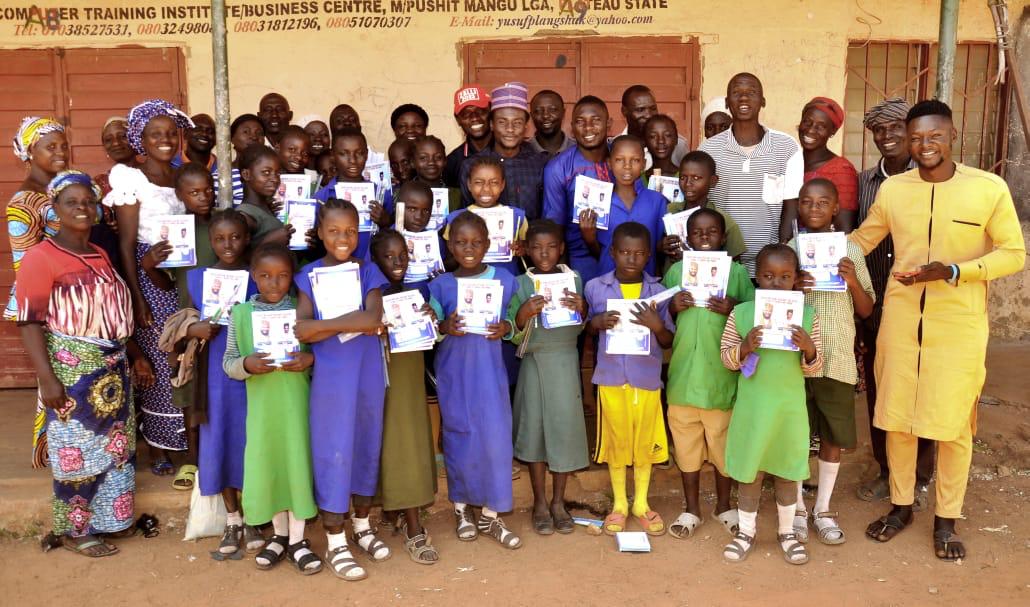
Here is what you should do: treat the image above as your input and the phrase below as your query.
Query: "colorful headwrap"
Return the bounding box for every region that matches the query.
[13,116,65,161]
[863,97,911,130]
[126,99,193,154]
[803,96,845,130]
[48,170,102,202]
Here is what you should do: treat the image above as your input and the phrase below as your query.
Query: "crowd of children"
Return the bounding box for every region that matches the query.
[16,80,888,575]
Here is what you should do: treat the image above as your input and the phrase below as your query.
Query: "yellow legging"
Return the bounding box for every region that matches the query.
[608,463,653,518]
[886,421,970,518]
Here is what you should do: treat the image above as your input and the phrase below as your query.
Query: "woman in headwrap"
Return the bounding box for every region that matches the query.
[94,117,137,195]
[16,171,136,557]
[103,99,192,473]
[797,97,859,232]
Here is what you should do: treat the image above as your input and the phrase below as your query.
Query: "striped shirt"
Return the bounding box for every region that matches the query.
[788,238,874,385]
[231,167,244,206]
[857,158,916,333]
[700,127,804,274]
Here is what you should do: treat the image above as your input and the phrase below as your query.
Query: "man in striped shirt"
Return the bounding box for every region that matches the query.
[854,98,933,508]
[700,73,804,274]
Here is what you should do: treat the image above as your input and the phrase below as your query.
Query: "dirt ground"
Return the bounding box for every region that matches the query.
[2,353,1029,606]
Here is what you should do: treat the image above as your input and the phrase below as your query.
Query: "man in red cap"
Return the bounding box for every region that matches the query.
[444,85,493,187]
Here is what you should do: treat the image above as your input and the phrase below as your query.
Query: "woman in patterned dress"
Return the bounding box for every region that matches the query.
[16,171,136,557]
[103,100,194,473]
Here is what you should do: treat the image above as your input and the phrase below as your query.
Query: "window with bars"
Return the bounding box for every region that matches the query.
[843,41,1010,173]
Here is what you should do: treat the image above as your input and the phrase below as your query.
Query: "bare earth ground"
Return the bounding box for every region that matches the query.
[1,343,1028,606]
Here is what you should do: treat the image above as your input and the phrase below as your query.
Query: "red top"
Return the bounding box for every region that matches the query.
[804,155,859,211]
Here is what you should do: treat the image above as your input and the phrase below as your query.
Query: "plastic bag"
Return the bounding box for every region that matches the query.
[183,469,227,540]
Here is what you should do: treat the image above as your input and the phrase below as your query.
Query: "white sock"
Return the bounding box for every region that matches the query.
[255,512,288,566]
[327,531,348,551]
[738,510,757,537]
[454,502,468,514]
[352,515,371,534]
[288,512,318,570]
[796,483,806,513]
[814,459,840,514]
[353,516,390,560]
[482,507,498,519]
[226,511,243,526]
[777,502,796,536]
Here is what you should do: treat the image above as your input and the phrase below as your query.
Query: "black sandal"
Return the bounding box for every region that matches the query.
[865,513,909,543]
[933,528,966,561]
[255,534,288,570]
[353,528,392,562]
[287,539,323,575]
[532,510,554,536]
[551,506,575,535]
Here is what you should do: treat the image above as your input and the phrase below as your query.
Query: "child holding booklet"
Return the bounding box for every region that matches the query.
[445,156,527,276]
[222,243,320,575]
[584,221,675,536]
[293,198,390,581]
[661,151,747,264]
[581,136,665,279]
[643,114,680,181]
[719,244,823,566]
[396,181,445,291]
[663,208,754,539]
[508,219,589,535]
[428,211,522,549]
[237,145,294,248]
[412,135,461,223]
[313,129,393,260]
[369,229,440,565]
[185,209,262,554]
[789,178,874,545]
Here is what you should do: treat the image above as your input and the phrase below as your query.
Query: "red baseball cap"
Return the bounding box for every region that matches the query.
[454,85,490,114]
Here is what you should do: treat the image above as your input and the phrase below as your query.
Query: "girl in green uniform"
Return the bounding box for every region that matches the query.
[718,244,823,566]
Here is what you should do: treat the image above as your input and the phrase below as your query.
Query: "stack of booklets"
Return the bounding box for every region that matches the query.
[753,289,806,351]
[456,278,503,336]
[429,188,449,230]
[151,214,197,268]
[647,173,684,203]
[334,182,377,232]
[571,175,613,230]
[200,268,249,325]
[309,262,363,343]
[250,309,299,366]
[615,532,651,553]
[533,271,582,329]
[680,251,731,307]
[797,231,848,292]
[471,206,515,263]
[383,290,437,353]
[402,230,444,283]
[286,199,318,250]
[605,299,650,355]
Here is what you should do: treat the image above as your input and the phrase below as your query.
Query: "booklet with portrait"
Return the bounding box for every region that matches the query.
[402,230,444,283]
[201,268,249,325]
[797,231,847,292]
[533,270,582,329]
[647,174,684,203]
[604,299,650,356]
[334,182,377,232]
[471,206,515,263]
[753,289,806,352]
[286,199,318,250]
[455,278,503,336]
[150,214,196,268]
[679,251,731,307]
[309,262,363,343]
[571,175,613,230]
[383,290,437,353]
[250,309,300,366]
[429,187,449,230]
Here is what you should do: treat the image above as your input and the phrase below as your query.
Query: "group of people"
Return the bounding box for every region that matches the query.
[7,70,1023,576]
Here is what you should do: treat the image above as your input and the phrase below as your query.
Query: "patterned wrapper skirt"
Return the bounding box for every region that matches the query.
[45,332,137,536]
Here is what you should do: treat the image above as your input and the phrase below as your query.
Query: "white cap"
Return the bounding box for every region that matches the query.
[700,97,729,123]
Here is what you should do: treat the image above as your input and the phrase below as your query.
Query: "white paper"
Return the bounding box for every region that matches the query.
[456,278,502,336]
[402,230,444,283]
[797,231,848,292]
[615,532,651,553]
[151,214,196,268]
[251,309,300,366]
[754,289,806,351]
[571,175,613,230]
[363,160,393,202]
[605,299,650,356]
[279,173,311,203]
[286,199,318,250]
[662,208,699,249]
[429,187,449,231]
[310,263,362,343]
[383,290,437,353]
[533,271,581,329]
[334,182,377,232]
[471,206,515,263]
[200,268,249,325]
[680,251,731,307]
[647,174,684,203]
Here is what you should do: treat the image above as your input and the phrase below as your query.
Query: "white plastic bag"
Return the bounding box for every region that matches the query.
[183,469,227,540]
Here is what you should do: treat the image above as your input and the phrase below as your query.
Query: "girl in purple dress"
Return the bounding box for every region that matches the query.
[294,198,389,582]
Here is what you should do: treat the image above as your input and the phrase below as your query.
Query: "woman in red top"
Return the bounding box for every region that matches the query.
[798,97,858,232]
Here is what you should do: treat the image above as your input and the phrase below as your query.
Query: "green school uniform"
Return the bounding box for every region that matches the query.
[238,201,283,244]
[507,269,589,472]
[724,300,815,483]
[378,349,438,511]
[232,298,318,525]
[663,260,754,410]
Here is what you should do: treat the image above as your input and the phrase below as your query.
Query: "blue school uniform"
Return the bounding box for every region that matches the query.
[428,267,518,511]
[543,146,614,285]
[313,177,396,260]
[295,258,389,513]
[185,268,257,496]
[594,182,666,277]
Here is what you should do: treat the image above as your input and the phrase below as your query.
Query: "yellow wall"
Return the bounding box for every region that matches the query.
[0,0,1022,152]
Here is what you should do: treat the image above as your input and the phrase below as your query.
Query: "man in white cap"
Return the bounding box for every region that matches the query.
[701,96,732,139]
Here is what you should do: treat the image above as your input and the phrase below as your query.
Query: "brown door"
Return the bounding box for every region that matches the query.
[0,46,187,388]
[463,36,702,148]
